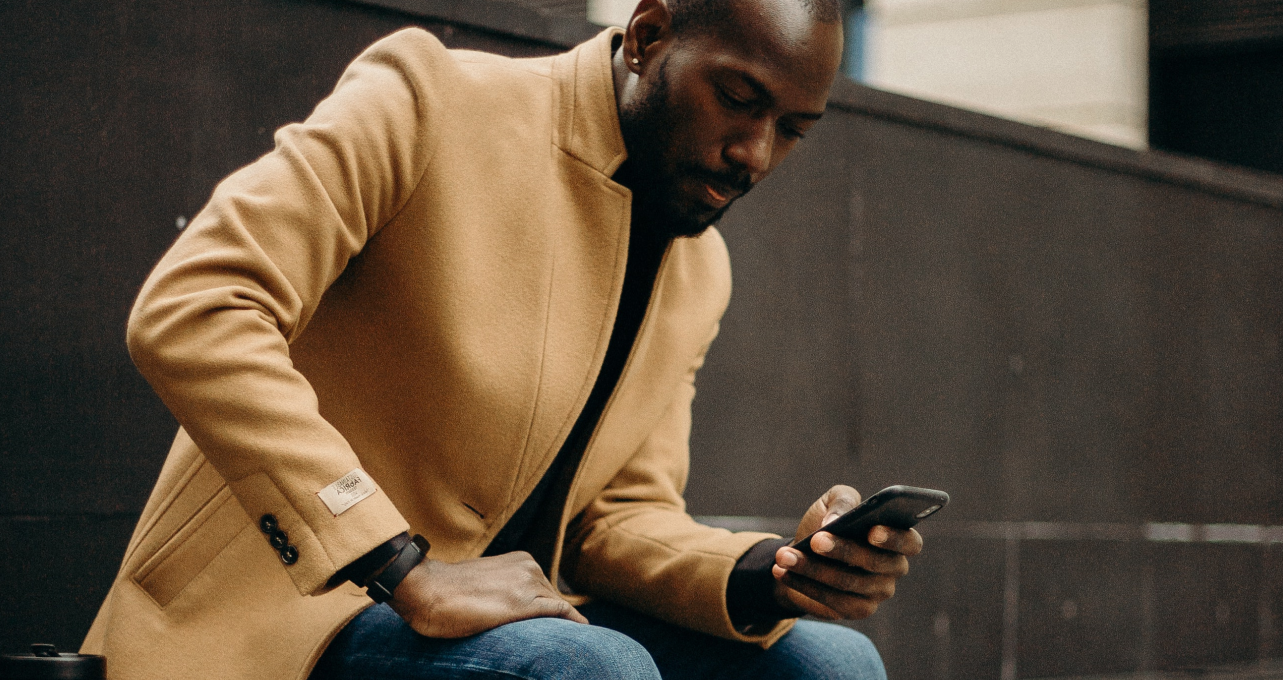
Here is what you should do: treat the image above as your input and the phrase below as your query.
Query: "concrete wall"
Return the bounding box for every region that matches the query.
[587,0,639,26]
[865,0,1149,149]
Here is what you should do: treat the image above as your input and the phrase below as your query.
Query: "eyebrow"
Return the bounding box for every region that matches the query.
[733,71,826,121]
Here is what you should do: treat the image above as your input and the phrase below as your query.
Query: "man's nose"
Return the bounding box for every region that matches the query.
[723,119,774,178]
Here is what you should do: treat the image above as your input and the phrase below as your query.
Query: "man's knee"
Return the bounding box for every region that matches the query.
[515,618,660,680]
[769,621,888,680]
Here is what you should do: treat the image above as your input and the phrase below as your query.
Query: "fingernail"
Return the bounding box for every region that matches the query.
[813,533,835,553]
[778,550,798,567]
[823,513,840,526]
[772,565,787,578]
[870,526,889,545]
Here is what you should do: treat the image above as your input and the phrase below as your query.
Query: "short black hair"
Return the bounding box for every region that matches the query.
[668,0,846,35]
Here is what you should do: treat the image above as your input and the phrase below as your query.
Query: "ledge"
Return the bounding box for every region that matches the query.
[347,0,600,47]
[829,76,1283,209]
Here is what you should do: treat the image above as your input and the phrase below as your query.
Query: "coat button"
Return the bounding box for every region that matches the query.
[269,530,289,551]
[259,514,278,534]
[280,545,299,565]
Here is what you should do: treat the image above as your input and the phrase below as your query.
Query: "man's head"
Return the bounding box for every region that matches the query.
[613,0,845,239]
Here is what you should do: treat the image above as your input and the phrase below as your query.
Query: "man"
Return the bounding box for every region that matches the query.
[84,0,924,678]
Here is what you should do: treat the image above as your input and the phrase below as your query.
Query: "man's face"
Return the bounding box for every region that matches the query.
[618,0,844,238]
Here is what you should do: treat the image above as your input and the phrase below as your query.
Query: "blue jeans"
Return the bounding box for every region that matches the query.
[310,601,887,680]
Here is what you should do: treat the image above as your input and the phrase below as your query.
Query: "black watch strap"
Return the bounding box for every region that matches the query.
[338,532,411,588]
[366,534,430,603]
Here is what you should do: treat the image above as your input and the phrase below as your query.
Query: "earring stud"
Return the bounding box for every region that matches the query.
[632,58,640,65]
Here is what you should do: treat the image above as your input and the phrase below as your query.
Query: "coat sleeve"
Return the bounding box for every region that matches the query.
[561,322,797,647]
[125,28,447,595]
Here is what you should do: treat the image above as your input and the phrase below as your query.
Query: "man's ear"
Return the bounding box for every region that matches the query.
[623,0,674,73]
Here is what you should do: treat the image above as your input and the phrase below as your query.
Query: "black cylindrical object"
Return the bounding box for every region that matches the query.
[0,644,105,680]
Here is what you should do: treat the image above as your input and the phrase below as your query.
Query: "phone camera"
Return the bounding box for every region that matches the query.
[915,505,941,519]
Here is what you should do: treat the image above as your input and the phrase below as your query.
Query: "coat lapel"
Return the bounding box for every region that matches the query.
[500,29,635,527]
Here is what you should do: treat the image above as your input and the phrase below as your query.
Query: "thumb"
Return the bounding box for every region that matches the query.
[820,485,862,526]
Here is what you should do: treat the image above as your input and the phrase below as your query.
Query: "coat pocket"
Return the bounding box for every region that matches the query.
[131,486,250,607]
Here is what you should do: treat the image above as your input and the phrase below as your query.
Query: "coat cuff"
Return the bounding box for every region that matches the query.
[228,471,409,595]
[727,537,797,628]
[707,531,797,646]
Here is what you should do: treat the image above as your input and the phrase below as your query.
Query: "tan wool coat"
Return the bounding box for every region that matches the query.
[82,26,794,680]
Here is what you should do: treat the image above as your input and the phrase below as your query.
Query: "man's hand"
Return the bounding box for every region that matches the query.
[388,551,589,638]
[771,485,923,620]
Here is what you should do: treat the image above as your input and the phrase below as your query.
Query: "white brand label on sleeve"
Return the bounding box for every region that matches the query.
[317,469,378,517]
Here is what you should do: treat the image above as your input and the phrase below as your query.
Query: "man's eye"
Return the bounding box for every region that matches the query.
[780,124,806,140]
[717,88,752,110]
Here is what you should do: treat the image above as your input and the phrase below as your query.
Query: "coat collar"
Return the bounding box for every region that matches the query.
[551,28,628,179]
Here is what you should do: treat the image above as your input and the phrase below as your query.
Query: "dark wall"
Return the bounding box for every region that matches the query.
[0,0,560,655]
[691,89,1283,526]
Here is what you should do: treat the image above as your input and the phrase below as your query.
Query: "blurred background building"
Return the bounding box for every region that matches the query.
[2,1,1281,678]
[595,0,1283,170]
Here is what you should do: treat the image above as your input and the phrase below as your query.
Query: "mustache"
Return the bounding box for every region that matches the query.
[683,164,754,198]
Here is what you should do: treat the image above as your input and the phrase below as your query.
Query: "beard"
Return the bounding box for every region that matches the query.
[616,56,749,241]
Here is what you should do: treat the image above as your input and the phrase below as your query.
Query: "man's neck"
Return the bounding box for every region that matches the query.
[609,33,675,249]
[610,34,631,128]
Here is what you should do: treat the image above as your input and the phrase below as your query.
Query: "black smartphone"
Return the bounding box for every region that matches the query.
[789,485,950,555]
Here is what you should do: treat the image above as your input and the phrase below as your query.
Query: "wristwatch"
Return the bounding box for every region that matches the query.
[366,534,430,603]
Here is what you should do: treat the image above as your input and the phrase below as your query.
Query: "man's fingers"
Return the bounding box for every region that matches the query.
[806,535,911,575]
[523,567,588,625]
[528,595,589,624]
[867,526,923,557]
[548,597,590,624]
[776,548,899,599]
[773,566,880,620]
[772,566,843,619]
